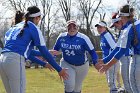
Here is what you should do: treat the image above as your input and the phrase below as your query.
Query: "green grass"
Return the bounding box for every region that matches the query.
[0,67,109,93]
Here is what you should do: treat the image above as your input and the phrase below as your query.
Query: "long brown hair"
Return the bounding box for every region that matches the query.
[15,11,24,25]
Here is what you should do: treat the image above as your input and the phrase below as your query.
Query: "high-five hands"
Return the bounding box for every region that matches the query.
[94,59,104,71]
[98,64,109,74]
[94,59,110,74]
[99,58,118,73]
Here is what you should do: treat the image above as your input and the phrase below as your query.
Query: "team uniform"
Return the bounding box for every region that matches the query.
[110,14,133,93]
[0,21,62,93]
[53,32,98,93]
[100,31,119,93]
[118,29,133,93]
[103,20,140,93]
[119,55,132,93]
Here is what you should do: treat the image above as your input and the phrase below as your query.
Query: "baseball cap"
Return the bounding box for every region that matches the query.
[95,21,107,27]
[110,13,121,28]
[67,20,77,27]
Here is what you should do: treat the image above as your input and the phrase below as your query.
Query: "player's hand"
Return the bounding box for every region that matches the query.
[99,58,118,74]
[94,63,102,71]
[45,63,55,72]
[99,64,109,74]
[94,59,104,71]
[58,68,69,81]
[49,50,61,56]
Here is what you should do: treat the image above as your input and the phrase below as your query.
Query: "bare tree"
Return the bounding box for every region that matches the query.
[97,8,106,21]
[78,0,101,35]
[7,0,30,11]
[28,0,38,6]
[40,0,62,48]
[58,0,71,21]
[5,0,61,48]
[127,0,140,19]
[0,18,12,47]
[78,0,102,50]
[40,0,53,48]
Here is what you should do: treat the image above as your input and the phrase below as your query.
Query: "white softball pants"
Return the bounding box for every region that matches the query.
[130,54,140,93]
[120,56,133,93]
[60,59,89,93]
[0,52,26,93]
[106,62,119,93]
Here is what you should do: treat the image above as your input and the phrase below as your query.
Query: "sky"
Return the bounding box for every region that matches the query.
[103,0,126,9]
[0,0,128,18]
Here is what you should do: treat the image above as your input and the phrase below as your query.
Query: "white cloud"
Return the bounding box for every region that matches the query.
[103,0,127,9]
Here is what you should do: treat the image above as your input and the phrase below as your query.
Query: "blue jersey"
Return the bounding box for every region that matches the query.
[54,32,98,65]
[118,21,134,56]
[100,31,116,58]
[3,21,45,57]
[117,34,132,56]
[2,21,62,72]
[103,20,140,63]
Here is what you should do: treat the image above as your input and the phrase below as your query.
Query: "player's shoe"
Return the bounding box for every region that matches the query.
[117,87,126,93]
[110,88,118,93]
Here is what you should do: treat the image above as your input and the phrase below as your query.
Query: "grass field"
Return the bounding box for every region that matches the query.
[0,67,110,93]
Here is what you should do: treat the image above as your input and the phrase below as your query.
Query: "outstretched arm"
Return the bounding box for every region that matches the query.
[100,48,126,73]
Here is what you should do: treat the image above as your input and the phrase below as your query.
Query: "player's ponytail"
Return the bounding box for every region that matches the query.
[129,7,138,45]
[19,12,30,36]
[131,18,138,45]
[15,11,24,25]
[106,27,114,36]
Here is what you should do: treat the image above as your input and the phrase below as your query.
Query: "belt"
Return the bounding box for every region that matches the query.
[68,60,88,66]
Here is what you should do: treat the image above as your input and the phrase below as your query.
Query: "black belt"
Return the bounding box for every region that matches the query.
[68,60,88,66]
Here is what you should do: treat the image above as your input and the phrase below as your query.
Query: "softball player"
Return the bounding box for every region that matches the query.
[0,6,68,93]
[95,21,119,93]
[53,20,99,93]
[110,13,133,93]
[99,4,140,93]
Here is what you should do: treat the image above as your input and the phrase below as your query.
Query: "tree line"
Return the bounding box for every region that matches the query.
[0,0,139,50]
